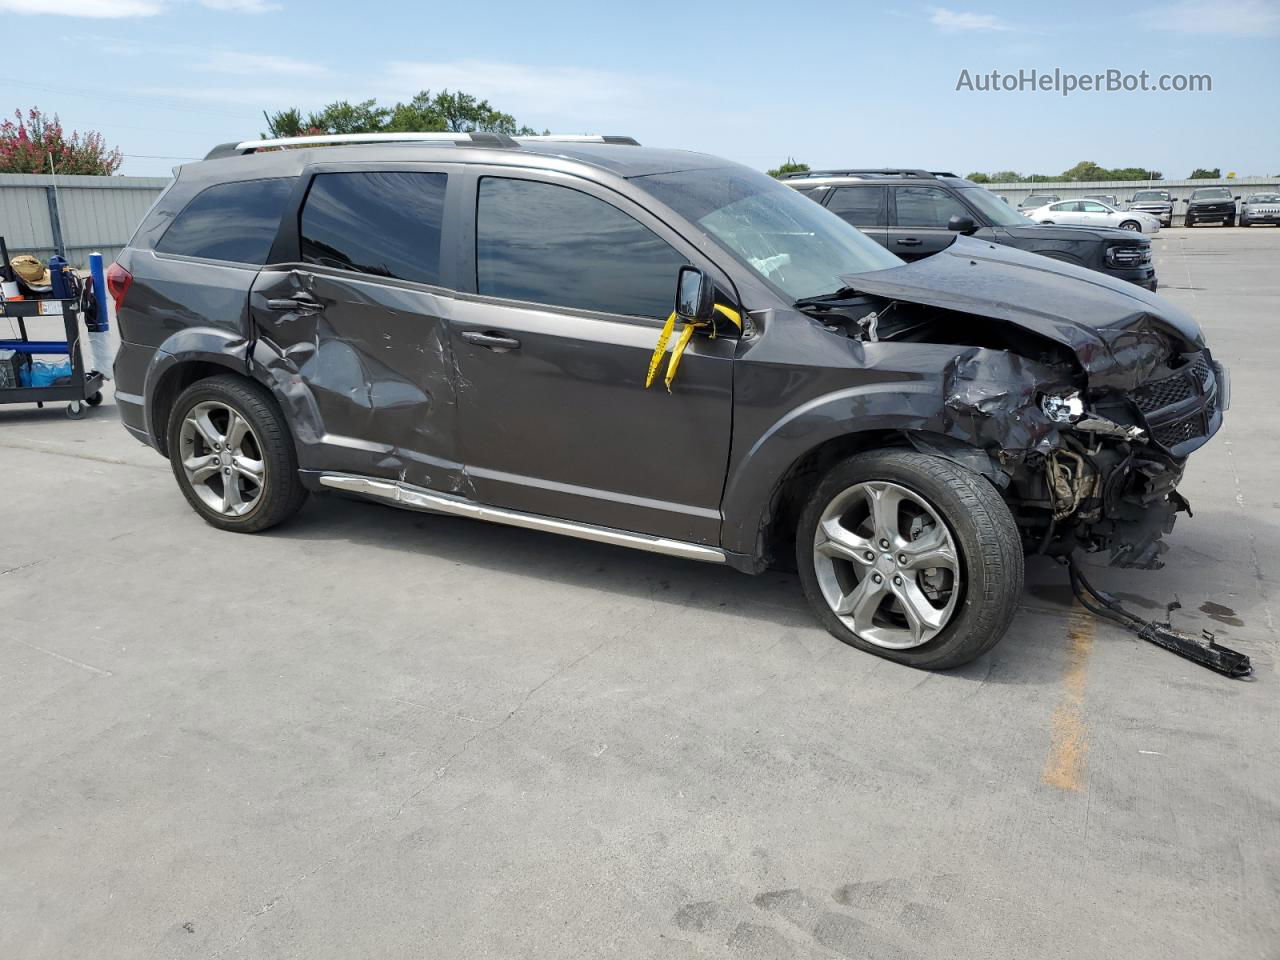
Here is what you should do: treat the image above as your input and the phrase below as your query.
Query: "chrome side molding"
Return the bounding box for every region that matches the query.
[318,473,727,564]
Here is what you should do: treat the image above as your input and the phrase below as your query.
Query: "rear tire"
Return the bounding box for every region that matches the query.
[166,374,307,533]
[795,450,1023,670]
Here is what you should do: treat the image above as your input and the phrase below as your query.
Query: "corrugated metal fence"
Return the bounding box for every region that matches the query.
[0,173,170,268]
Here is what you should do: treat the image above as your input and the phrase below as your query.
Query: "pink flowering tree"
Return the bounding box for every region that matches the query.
[0,108,122,175]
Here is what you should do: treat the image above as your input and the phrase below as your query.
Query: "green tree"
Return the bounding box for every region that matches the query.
[263,90,539,139]
[0,107,121,175]
[966,171,991,183]
[1189,167,1221,179]
[767,158,810,178]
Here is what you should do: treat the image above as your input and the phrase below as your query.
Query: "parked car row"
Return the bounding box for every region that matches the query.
[782,169,1157,289]
[109,135,1225,671]
[1010,187,1279,228]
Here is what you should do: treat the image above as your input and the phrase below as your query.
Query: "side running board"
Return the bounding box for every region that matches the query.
[317,473,728,565]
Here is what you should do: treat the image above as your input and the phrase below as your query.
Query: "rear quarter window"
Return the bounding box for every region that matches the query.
[155,177,293,264]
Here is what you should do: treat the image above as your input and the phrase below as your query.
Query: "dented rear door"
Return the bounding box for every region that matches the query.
[247,165,466,491]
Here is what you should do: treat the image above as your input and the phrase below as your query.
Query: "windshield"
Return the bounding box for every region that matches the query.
[1133,191,1169,201]
[638,165,902,300]
[1248,194,1280,202]
[1192,188,1232,199]
[960,187,1031,226]
[1024,195,1057,206]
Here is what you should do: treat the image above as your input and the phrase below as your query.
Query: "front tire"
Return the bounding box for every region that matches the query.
[167,374,307,533]
[795,450,1023,670]
[1119,220,1141,231]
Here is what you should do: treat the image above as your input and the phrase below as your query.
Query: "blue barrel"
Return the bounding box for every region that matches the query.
[88,253,109,332]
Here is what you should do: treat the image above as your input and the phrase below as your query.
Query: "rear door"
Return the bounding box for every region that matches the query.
[1045,201,1083,224]
[886,185,972,260]
[447,169,736,544]
[822,185,888,248]
[248,164,465,490]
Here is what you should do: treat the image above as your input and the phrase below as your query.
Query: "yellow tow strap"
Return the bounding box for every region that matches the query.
[645,304,742,392]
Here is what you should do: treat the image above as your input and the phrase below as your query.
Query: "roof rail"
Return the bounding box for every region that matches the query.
[517,135,640,145]
[204,131,641,160]
[779,168,939,180]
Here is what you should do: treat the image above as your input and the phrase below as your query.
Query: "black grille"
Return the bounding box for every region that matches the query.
[1153,414,1201,448]
[1132,351,1218,450]
[1134,372,1195,412]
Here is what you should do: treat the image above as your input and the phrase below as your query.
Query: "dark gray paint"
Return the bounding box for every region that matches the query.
[113,140,1222,574]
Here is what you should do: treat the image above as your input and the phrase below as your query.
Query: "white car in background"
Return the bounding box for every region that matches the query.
[1026,198,1161,234]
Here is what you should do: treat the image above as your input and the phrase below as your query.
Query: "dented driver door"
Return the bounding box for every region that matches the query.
[247,166,466,492]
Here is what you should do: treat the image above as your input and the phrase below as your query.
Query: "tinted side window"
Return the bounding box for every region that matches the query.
[300,171,447,286]
[476,177,687,319]
[827,186,886,227]
[156,178,292,264]
[893,186,970,228]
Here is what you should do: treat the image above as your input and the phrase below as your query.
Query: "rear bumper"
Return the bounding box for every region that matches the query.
[113,339,157,450]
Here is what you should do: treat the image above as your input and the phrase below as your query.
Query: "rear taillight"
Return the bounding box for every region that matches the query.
[105,262,133,310]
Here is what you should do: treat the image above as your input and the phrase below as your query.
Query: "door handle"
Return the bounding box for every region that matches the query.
[265,295,322,314]
[895,238,923,247]
[461,330,521,351]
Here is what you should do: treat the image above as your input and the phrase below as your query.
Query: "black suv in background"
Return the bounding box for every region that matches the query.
[110,136,1221,670]
[1127,189,1174,227]
[783,170,1156,289]
[1184,187,1240,227]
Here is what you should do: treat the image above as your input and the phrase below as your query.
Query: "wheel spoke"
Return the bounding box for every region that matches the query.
[890,577,949,645]
[225,411,249,452]
[899,526,958,573]
[834,574,887,634]
[234,455,264,484]
[816,517,875,566]
[222,474,245,515]
[185,453,220,484]
[865,483,907,546]
[192,410,223,449]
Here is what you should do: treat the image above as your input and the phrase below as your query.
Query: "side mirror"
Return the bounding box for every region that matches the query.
[947,214,977,235]
[1234,195,1241,201]
[675,266,715,322]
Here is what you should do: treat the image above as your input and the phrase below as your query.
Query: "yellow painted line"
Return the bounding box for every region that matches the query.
[1041,601,1095,792]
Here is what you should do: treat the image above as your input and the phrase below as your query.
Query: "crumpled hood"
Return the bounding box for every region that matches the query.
[843,235,1204,391]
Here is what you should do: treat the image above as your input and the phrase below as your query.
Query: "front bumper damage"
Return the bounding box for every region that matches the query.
[842,236,1225,571]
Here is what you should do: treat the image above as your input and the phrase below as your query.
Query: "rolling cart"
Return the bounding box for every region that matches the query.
[0,296,104,419]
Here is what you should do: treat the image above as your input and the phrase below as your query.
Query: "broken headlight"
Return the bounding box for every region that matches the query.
[1039,390,1084,423]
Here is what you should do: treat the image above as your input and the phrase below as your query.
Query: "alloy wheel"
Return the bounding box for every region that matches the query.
[812,480,962,649]
[178,401,266,517]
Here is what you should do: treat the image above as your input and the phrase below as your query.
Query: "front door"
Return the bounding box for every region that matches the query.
[886,185,974,260]
[248,167,464,491]
[449,171,736,545]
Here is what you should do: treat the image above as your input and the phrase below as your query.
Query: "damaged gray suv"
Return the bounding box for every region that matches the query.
[111,133,1227,670]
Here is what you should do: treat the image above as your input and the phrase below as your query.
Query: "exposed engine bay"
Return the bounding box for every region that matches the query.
[795,238,1227,571]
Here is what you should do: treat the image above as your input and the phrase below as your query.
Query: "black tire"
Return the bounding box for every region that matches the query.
[166,374,307,533]
[795,449,1023,670]
[1184,217,1194,227]
[66,401,85,419]
[1225,216,1236,227]
[86,390,103,407]
[1240,217,1250,227]
[1119,220,1142,231]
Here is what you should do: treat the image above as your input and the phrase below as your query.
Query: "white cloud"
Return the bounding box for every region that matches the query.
[198,0,280,11]
[928,6,1014,32]
[382,60,687,121]
[0,0,164,15]
[1151,0,1280,35]
[198,51,323,76]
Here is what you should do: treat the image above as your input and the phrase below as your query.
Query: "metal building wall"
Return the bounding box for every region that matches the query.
[0,173,170,267]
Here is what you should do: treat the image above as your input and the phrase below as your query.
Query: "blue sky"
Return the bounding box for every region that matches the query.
[3,0,1277,179]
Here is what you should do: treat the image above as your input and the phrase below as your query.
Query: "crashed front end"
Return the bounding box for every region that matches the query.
[842,236,1226,570]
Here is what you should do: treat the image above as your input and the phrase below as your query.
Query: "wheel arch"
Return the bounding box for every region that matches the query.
[144,327,256,455]
[720,385,1007,565]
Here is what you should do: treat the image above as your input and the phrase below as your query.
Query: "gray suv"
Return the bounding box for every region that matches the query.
[110,133,1225,670]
